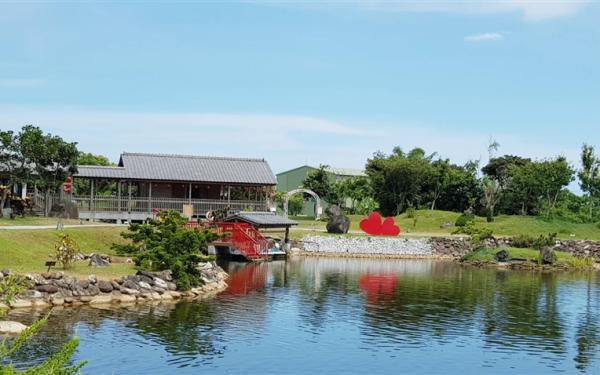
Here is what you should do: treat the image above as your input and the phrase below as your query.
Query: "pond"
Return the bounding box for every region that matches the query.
[7,257,600,374]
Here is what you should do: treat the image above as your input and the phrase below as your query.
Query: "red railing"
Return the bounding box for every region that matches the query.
[216,222,269,261]
[185,221,269,261]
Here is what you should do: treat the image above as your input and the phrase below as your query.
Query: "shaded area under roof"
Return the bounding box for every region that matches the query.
[223,212,298,228]
[75,152,277,185]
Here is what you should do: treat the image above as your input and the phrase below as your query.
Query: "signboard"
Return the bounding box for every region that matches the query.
[182,204,194,219]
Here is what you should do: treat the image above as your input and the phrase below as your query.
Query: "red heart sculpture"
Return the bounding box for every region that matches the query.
[359,212,401,236]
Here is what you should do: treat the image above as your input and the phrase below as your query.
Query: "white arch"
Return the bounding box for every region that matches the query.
[284,188,322,220]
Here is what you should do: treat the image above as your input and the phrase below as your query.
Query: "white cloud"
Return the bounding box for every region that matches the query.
[464,32,504,42]
[273,0,590,21]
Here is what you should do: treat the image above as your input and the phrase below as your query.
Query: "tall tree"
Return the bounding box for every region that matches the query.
[481,177,502,222]
[578,144,600,221]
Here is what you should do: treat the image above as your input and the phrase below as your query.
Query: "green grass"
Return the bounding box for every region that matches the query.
[463,247,596,269]
[0,216,94,227]
[290,210,600,240]
[0,227,134,279]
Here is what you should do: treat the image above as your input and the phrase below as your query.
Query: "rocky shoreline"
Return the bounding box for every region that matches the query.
[295,235,600,262]
[0,262,229,312]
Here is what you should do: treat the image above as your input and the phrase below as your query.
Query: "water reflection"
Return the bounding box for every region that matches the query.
[6,258,600,374]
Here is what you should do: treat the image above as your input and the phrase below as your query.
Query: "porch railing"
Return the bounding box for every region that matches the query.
[69,195,268,215]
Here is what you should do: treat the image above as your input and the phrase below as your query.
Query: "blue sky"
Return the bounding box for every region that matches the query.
[0,1,599,175]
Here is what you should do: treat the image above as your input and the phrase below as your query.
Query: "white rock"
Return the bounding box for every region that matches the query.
[138,281,152,290]
[0,321,28,334]
[301,236,434,256]
[153,278,168,289]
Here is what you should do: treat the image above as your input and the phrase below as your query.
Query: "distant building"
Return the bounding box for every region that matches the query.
[276,165,366,216]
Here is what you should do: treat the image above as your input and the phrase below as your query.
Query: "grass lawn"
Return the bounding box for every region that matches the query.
[0,227,135,279]
[462,247,596,268]
[289,210,600,240]
[0,216,93,227]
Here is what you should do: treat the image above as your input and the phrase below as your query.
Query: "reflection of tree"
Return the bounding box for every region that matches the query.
[574,275,600,372]
[129,302,223,357]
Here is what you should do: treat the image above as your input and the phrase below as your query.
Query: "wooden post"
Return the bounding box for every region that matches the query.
[127,181,132,213]
[148,182,152,215]
[90,179,95,222]
[188,183,192,203]
[117,181,122,212]
[227,185,231,205]
[284,226,290,244]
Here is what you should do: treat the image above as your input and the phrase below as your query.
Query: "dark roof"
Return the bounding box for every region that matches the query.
[76,152,277,185]
[223,212,298,228]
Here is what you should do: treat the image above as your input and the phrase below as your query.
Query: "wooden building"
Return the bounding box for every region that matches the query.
[72,152,277,222]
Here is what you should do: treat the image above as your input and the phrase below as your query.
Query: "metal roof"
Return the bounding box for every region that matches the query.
[276,165,366,177]
[76,152,277,185]
[223,212,298,227]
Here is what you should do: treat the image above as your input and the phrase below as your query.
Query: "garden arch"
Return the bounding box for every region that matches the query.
[284,188,322,220]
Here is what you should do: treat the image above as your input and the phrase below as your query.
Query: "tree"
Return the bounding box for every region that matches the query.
[77,152,112,166]
[112,210,218,290]
[366,147,434,216]
[274,191,304,216]
[481,177,502,222]
[578,144,600,221]
[75,152,114,195]
[0,126,78,216]
[302,165,336,202]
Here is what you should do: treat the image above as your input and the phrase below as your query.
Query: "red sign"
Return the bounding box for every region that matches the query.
[359,212,401,236]
[62,183,72,193]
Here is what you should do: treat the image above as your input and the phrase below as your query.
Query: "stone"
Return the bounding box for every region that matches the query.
[9,299,32,309]
[32,299,50,308]
[120,287,140,295]
[326,215,351,234]
[79,296,93,302]
[164,291,181,299]
[540,247,556,265]
[77,280,90,289]
[495,249,510,262]
[326,205,343,217]
[98,280,114,293]
[122,280,139,290]
[152,286,165,294]
[138,275,154,286]
[0,321,28,334]
[166,282,177,291]
[111,280,121,290]
[88,254,110,267]
[64,297,74,304]
[138,281,152,290]
[153,277,168,289]
[89,295,113,305]
[36,284,59,294]
[87,285,100,296]
[115,294,137,303]
[51,297,65,306]
[88,274,97,284]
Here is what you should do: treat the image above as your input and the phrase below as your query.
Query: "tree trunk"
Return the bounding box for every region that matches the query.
[0,189,8,218]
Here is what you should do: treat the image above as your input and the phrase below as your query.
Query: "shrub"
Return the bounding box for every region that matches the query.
[455,212,475,227]
[112,210,218,290]
[0,274,29,305]
[511,233,557,249]
[53,234,80,269]
[452,223,494,244]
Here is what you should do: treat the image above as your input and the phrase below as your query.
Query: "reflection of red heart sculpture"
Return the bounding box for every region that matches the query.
[359,212,401,236]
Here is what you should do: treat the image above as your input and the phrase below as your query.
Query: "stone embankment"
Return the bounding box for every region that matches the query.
[0,262,228,311]
[297,235,600,261]
[299,236,472,258]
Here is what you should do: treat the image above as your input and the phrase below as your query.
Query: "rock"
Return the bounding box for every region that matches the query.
[164,291,181,299]
[98,280,114,293]
[9,299,32,309]
[152,286,165,294]
[88,254,110,267]
[495,249,510,262]
[32,299,50,308]
[88,274,97,284]
[540,247,556,265]
[87,285,100,296]
[111,280,121,290]
[51,297,65,306]
[115,294,137,303]
[122,280,139,290]
[136,270,155,279]
[30,290,44,299]
[89,295,113,305]
[79,296,93,302]
[77,280,90,289]
[36,284,59,294]
[166,282,177,291]
[0,321,28,334]
[120,287,140,295]
[153,278,168,289]
[138,281,152,290]
[326,205,343,217]
[138,275,154,286]
[326,215,351,234]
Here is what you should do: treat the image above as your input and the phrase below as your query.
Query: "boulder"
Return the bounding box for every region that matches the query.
[88,254,110,267]
[0,321,28,334]
[326,215,351,234]
[98,280,114,293]
[122,280,139,290]
[89,295,112,305]
[138,281,152,290]
[540,247,556,265]
[495,249,510,262]
[88,274,98,284]
[153,278,168,289]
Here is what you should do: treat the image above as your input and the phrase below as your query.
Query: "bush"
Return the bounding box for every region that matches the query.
[112,210,218,290]
[0,274,29,305]
[511,233,557,249]
[455,212,475,227]
[452,223,494,244]
[53,234,80,269]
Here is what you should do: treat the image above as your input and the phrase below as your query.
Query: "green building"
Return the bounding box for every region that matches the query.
[276,165,366,217]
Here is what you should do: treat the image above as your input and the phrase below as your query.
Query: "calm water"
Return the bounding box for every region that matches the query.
[6,258,600,374]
